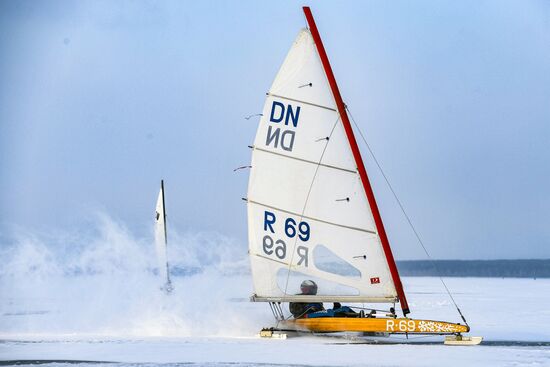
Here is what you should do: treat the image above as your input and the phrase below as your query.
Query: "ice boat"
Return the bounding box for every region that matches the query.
[245,6,480,344]
[155,179,174,293]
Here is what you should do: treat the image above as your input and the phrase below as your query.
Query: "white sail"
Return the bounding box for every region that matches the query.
[247,29,397,303]
[154,180,173,292]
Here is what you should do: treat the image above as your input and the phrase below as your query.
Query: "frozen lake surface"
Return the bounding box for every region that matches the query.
[2,337,550,367]
[2,277,550,366]
[1,226,549,366]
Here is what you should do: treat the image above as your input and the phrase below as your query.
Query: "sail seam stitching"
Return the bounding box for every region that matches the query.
[253,147,357,174]
[248,199,377,234]
[267,93,337,111]
[252,253,290,266]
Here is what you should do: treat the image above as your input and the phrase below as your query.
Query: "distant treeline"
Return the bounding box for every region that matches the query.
[396,259,550,278]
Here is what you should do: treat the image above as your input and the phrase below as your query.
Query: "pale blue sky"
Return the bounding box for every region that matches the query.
[1,1,549,259]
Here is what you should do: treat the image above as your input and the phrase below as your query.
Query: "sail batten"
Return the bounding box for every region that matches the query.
[248,200,377,234]
[267,93,337,112]
[250,253,393,292]
[253,147,357,174]
[252,253,290,266]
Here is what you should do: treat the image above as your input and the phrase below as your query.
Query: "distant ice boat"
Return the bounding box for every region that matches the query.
[245,6,481,345]
[155,179,174,293]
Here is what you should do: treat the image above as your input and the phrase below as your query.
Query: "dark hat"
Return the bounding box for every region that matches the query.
[300,280,318,295]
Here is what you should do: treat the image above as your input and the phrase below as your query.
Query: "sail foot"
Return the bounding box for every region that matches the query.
[251,295,398,303]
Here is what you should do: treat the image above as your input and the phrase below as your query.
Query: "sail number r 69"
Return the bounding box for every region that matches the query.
[262,235,286,259]
[386,319,416,332]
[264,211,310,241]
[262,235,308,266]
[262,211,310,267]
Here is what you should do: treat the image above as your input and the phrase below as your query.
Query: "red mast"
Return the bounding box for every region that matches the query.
[303,6,410,315]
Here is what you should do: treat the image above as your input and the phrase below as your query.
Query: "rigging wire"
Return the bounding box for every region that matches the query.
[345,106,469,327]
[278,116,341,327]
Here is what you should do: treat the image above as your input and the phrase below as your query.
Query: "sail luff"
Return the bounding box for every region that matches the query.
[160,180,172,285]
[161,180,167,245]
[302,6,410,315]
[155,180,173,292]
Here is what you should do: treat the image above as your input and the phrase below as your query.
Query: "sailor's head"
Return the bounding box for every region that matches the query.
[300,280,318,295]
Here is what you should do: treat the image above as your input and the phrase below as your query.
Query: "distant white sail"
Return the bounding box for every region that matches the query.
[155,180,173,293]
[247,29,398,303]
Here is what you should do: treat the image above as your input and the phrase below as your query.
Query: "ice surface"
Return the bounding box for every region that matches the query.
[1,216,549,366]
[2,337,550,366]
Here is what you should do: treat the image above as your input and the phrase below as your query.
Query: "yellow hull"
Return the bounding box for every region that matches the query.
[281,317,469,334]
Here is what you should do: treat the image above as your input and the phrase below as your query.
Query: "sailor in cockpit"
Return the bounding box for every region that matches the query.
[289,280,359,318]
[289,280,324,318]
